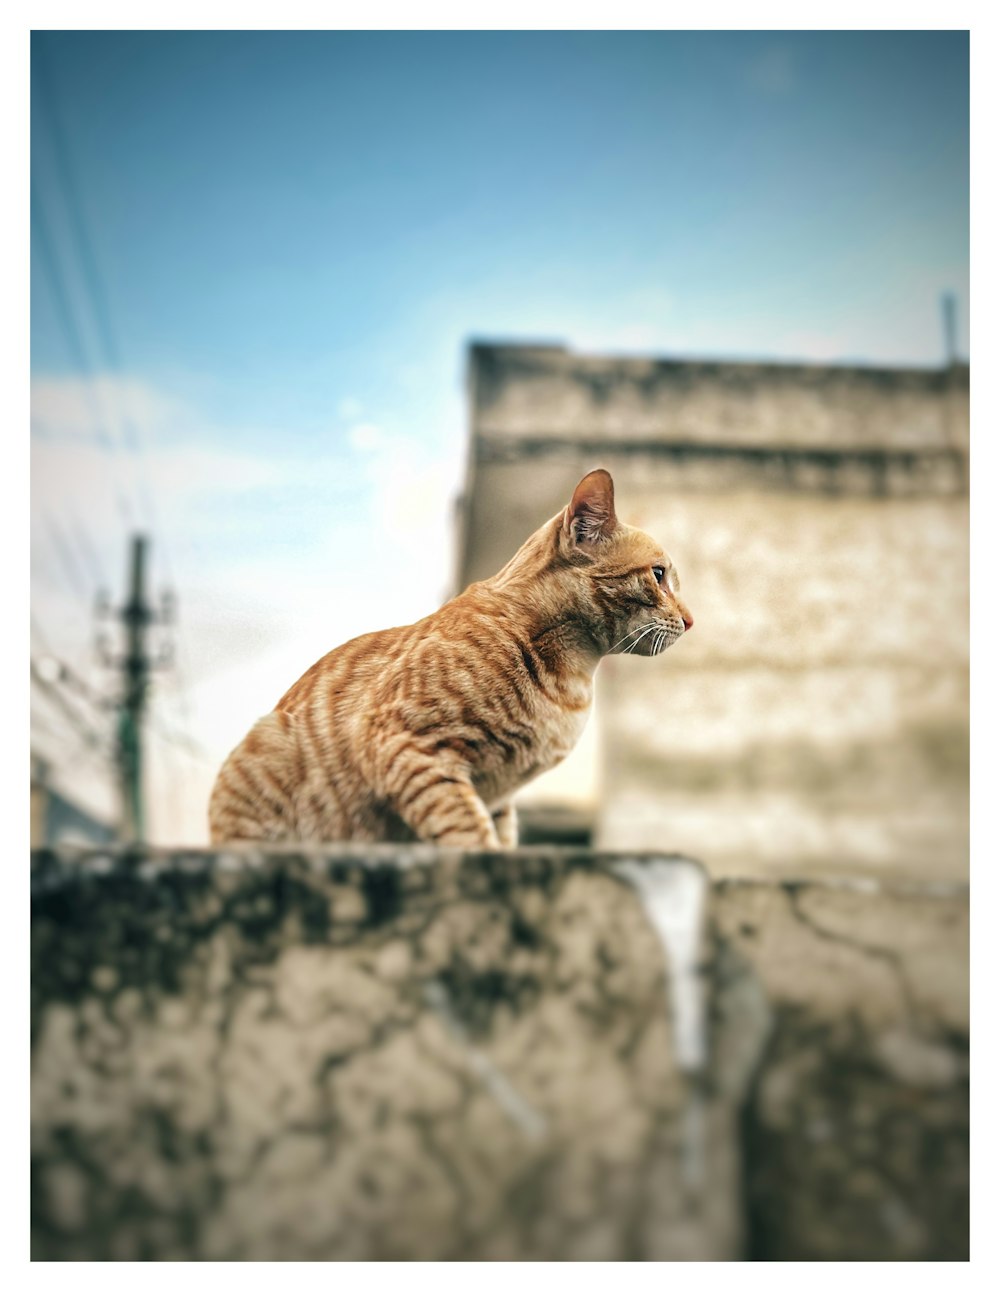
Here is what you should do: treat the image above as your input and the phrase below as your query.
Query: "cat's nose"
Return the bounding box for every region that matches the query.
[681,610,694,632]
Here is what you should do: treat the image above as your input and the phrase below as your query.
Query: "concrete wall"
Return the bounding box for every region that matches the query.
[468,344,969,451]
[31,846,968,1261]
[30,777,117,849]
[458,345,969,880]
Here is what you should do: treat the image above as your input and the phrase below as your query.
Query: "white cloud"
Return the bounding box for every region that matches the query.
[32,373,187,447]
[347,421,385,453]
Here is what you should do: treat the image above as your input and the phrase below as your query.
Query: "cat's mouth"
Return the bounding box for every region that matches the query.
[613,619,683,656]
[650,623,683,655]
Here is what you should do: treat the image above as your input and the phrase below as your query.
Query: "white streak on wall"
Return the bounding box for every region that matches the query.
[613,858,708,1073]
[614,858,710,1191]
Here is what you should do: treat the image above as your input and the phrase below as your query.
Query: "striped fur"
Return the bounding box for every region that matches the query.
[208,469,692,847]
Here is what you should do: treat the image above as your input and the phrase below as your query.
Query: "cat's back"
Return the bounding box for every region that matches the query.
[276,597,505,722]
[274,623,408,714]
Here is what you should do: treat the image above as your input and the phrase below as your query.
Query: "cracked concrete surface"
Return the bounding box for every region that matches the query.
[31,848,968,1261]
[712,877,969,1260]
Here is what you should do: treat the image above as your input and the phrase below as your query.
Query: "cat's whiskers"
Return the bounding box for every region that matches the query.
[623,623,660,656]
[608,622,657,653]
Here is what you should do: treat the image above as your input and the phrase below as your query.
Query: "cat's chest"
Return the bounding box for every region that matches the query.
[535,698,591,765]
[476,690,592,807]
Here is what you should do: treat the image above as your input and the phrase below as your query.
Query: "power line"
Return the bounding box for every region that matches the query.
[32,54,201,833]
[150,715,214,764]
[30,188,98,390]
[68,509,110,590]
[30,710,110,776]
[34,56,202,770]
[30,613,53,654]
[31,633,201,844]
[42,510,92,610]
[31,189,137,528]
[32,53,123,377]
[30,659,114,761]
[34,57,165,553]
[32,650,112,713]
[34,59,198,728]
[32,721,110,774]
[32,608,117,798]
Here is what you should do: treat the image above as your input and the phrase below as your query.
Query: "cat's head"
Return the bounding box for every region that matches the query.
[556,468,693,657]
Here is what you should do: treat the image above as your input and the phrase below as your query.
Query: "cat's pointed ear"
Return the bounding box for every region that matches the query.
[564,469,617,546]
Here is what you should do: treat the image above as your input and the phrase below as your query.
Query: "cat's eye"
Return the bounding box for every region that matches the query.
[652,566,665,584]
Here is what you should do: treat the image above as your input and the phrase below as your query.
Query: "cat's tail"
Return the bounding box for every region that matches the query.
[208,710,302,844]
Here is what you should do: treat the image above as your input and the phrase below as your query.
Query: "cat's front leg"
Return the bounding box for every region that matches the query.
[388,760,500,849]
[492,802,518,847]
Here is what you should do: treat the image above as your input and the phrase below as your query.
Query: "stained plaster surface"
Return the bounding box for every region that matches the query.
[31,847,967,1261]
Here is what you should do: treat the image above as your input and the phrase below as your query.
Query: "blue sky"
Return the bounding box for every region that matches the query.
[29,30,970,840]
[33,31,969,413]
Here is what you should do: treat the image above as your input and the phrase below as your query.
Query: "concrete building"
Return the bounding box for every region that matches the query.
[30,754,116,849]
[456,344,969,880]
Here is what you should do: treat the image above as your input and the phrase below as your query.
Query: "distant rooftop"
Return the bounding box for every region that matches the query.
[468,342,969,454]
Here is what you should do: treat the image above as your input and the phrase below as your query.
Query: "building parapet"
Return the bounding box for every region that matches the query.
[32,846,968,1260]
[469,342,970,455]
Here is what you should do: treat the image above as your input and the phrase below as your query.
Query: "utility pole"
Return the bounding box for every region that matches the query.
[98,534,173,844]
[119,536,150,843]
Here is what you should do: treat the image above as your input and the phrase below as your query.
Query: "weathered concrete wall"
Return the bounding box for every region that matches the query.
[31,847,968,1261]
[712,876,969,1260]
[31,847,735,1261]
[458,345,969,880]
[598,486,968,878]
[469,344,969,451]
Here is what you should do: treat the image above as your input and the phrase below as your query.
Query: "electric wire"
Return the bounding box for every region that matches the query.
[35,58,198,748]
[31,188,136,528]
[30,660,114,760]
[34,53,209,831]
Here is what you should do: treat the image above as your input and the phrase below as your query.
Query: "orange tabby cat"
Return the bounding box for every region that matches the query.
[208,469,692,847]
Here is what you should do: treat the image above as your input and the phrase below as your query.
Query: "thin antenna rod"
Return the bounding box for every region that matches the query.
[941,292,958,367]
